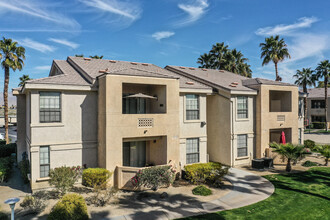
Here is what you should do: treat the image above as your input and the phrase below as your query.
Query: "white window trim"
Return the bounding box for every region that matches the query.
[236,96,249,121]
[183,94,201,123]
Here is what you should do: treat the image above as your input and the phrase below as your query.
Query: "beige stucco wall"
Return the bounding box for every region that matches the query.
[255,85,299,158]
[206,93,232,166]
[26,90,98,189]
[179,93,208,168]
[98,75,180,187]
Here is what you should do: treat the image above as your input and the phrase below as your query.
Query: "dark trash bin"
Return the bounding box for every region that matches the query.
[263,157,274,168]
[252,159,265,169]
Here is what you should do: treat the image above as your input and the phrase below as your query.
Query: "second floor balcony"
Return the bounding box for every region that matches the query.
[269,90,292,112]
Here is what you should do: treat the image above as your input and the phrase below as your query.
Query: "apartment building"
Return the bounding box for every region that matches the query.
[306,88,330,128]
[14,57,303,190]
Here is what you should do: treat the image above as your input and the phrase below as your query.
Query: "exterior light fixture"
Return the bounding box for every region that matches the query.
[4,197,20,220]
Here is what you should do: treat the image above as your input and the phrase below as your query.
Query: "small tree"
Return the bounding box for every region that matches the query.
[318,145,330,166]
[269,143,310,172]
[49,166,82,195]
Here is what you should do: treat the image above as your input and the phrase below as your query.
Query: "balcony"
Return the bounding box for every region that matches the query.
[122,83,166,114]
[269,90,292,112]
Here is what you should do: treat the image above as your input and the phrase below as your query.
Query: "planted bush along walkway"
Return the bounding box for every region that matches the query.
[105,168,274,220]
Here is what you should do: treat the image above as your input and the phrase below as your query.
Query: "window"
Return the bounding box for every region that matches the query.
[40,92,61,123]
[311,100,325,109]
[40,146,50,178]
[237,134,248,157]
[237,96,248,119]
[298,99,303,116]
[123,141,146,167]
[186,94,199,120]
[298,128,302,145]
[186,138,199,164]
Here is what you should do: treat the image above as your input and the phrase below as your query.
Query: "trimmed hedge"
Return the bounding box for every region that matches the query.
[304,139,316,151]
[192,185,212,196]
[47,193,88,220]
[82,168,112,188]
[184,162,229,187]
[0,157,12,183]
[0,143,16,158]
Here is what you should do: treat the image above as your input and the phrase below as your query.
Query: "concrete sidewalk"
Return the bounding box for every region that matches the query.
[105,168,275,220]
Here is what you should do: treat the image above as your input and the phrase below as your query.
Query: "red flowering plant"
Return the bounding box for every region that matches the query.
[49,166,83,195]
[131,165,176,191]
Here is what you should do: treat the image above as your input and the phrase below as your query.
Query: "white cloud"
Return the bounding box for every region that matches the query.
[0,0,80,29]
[152,31,175,41]
[78,0,141,22]
[177,0,209,26]
[256,17,318,36]
[48,38,79,49]
[18,38,56,53]
[34,65,51,71]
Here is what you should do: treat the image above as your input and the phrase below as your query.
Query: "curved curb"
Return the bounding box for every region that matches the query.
[105,168,275,220]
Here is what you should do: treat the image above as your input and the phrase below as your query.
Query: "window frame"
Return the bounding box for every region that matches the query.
[39,92,62,123]
[298,128,302,145]
[237,96,248,119]
[185,94,200,121]
[311,100,325,109]
[39,146,50,178]
[237,134,248,157]
[186,138,200,164]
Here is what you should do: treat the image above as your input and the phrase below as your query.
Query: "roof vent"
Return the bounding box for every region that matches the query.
[99,68,110,73]
[232,82,239,85]
[131,62,138,65]
[109,60,116,63]
[186,81,194,85]
[179,66,185,69]
[219,70,224,72]
[229,84,237,87]
[189,67,195,70]
[142,63,149,66]
[84,58,92,61]
[201,69,207,71]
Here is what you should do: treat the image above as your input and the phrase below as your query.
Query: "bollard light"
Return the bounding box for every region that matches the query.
[4,197,20,220]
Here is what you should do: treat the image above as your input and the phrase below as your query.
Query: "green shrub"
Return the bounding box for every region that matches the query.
[20,195,46,214]
[192,185,212,196]
[0,140,6,146]
[47,193,88,220]
[302,161,319,167]
[49,166,82,195]
[82,168,112,188]
[0,157,12,183]
[0,143,16,158]
[18,159,30,183]
[184,162,229,187]
[131,165,176,191]
[318,145,330,166]
[304,139,316,150]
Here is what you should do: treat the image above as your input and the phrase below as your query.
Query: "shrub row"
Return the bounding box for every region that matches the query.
[0,143,16,158]
[0,157,12,182]
[82,168,112,188]
[131,165,176,191]
[184,162,229,187]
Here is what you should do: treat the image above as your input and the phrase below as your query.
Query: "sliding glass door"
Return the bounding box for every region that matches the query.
[123,141,146,167]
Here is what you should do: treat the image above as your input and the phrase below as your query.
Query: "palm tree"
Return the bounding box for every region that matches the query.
[75,54,84,57]
[269,142,309,172]
[260,35,291,81]
[317,145,330,166]
[197,53,215,69]
[0,38,25,144]
[294,68,315,117]
[210,42,228,69]
[315,60,330,131]
[18,74,31,87]
[89,55,103,59]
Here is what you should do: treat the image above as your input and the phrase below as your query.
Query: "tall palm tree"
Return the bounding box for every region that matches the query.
[315,60,330,131]
[18,74,31,87]
[0,38,25,144]
[293,68,315,118]
[260,35,291,81]
[197,53,215,69]
[210,42,228,69]
[75,54,84,57]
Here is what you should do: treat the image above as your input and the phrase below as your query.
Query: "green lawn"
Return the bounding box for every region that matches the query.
[181,167,330,220]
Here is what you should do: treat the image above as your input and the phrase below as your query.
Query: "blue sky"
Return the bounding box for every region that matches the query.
[1,0,330,103]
